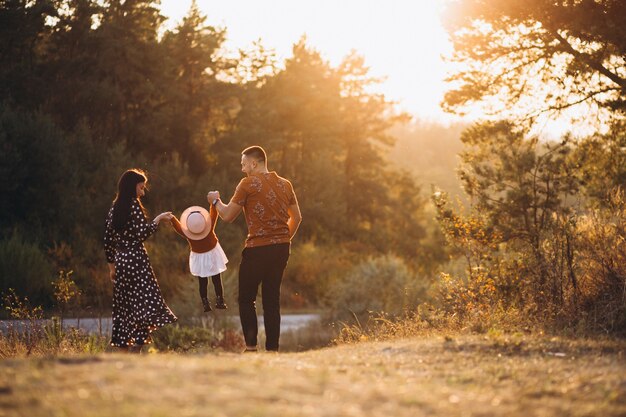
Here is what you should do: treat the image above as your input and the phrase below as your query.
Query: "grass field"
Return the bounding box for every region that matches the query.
[0,334,624,417]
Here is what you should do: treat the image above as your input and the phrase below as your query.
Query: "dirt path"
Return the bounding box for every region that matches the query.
[1,335,624,417]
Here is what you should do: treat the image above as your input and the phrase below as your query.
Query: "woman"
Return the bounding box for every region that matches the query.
[104,169,177,351]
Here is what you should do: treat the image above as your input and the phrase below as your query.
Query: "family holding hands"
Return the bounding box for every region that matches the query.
[104,146,302,353]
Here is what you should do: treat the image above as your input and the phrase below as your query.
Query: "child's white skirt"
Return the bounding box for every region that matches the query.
[189,243,229,277]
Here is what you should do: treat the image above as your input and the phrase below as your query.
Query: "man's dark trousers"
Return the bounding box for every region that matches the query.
[238,242,290,351]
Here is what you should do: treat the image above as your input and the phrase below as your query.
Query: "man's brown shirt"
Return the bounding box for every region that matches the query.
[230,172,297,248]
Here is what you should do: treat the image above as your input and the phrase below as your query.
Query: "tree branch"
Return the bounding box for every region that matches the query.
[548,29,626,90]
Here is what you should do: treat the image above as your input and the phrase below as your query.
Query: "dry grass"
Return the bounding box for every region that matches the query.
[0,333,624,417]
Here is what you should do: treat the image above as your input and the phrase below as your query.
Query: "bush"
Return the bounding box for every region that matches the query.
[279,319,338,352]
[151,316,245,353]
[573,190,626,334]
[0,291,108,358]
[0,232,54,307]
[431,186,626,335]
[325,254,429,321]
[282,241,355,309]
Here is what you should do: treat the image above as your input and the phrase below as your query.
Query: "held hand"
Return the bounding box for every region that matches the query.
[154,211,173,224]
[108,263,116,283]
[207,191,220,205]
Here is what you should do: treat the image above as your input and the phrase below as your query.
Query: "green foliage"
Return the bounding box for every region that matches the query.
[436,0,626,336]
[326,254,429,321]
[575,120,626,206]
[151,319,245,353]
[52,270,80,307]
[1,289,45,356]
[51,270,82,327]
[0,105,71,238]
[0,233,53,306]
[432,120,626,334]
[573,189,626,333]
[279,319,337,352]
[151,323,219,352]
[282,241,355,308]
[2,288,44,321]
[1,287,108,358]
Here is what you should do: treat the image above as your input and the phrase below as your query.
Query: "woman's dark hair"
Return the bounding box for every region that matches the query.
[112,169,147,230]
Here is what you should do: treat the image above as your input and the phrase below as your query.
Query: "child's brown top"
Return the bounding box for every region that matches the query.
[171,205,219,253]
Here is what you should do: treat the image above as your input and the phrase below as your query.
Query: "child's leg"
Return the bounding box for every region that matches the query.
[212,274,228,309]
[198,277,211,312]
[198,277,208,300]
[211,274,224,298]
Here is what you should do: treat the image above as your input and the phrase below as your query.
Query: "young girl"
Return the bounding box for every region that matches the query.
[171,205,228,312]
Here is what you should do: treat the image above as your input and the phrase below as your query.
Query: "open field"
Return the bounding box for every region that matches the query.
[0,334,624,417]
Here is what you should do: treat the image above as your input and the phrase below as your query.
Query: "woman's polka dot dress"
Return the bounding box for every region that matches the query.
[104,199,177,347]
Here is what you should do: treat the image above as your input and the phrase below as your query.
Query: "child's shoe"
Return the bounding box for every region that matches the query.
[202,298,212,312]
[215,296,228,310]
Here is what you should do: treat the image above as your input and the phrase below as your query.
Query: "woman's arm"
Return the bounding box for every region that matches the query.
[103,210,117,265]
[131,202,171,241]
[104,213,117,282]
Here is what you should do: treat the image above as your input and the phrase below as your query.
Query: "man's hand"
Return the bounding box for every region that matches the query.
[287,202,302,239]
[207,190,243,223]
[207,191,220,205]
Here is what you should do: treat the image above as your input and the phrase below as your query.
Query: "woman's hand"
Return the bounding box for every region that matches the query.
[108,263,116,283]
[153,211,173,224]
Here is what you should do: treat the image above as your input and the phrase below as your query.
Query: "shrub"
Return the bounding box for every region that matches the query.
[0,289,108,357]
[573,190,626,334]
[282,241,355,308]
[0,233,54,307]
[151,316,245,353]
[325,254,428,321]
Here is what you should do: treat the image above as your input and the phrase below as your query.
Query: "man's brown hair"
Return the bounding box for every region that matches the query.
[242,146,267,163]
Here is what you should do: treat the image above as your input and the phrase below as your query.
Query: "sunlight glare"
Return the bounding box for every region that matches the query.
[159,0,455,122]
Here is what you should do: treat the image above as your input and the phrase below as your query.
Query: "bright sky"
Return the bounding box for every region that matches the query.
[159,0,455,123]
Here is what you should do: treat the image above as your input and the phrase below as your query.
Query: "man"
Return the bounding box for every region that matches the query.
[207,146,302,352]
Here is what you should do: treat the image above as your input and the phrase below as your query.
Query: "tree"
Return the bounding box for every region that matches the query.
[443,0,626,124]
[335,51,410,237]
[38,0,104,131]
[574,120,626,206]
[160,0,234,174]
[212,39,347,241]
[0,0,57,109]
[214,39,416,246]
[435,120,581,316]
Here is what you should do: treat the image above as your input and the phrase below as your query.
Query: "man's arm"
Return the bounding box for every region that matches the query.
[215,199,243,223]
[287,202,302,239]
[207,191,242,223]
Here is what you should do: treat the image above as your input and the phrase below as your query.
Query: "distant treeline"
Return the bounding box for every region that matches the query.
[0,1,450,316]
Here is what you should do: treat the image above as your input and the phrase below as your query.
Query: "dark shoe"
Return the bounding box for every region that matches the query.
[215,296,228,310]
[202,298,212,312]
